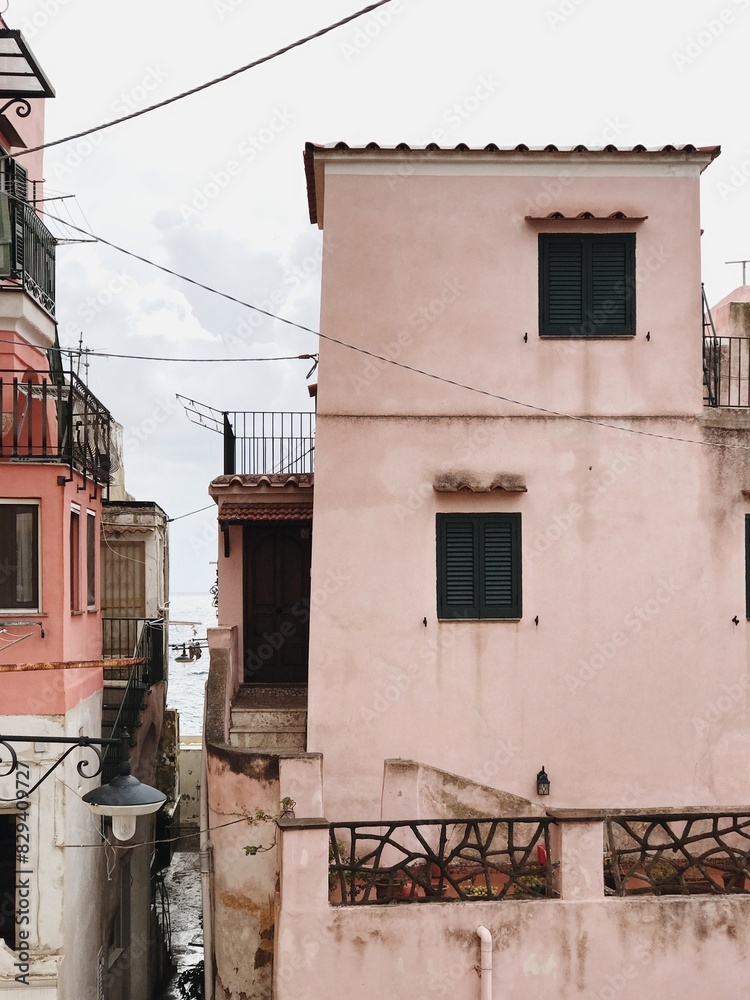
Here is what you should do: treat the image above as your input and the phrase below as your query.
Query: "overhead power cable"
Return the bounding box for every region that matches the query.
[8,0,397,162]
[29,208,750,455]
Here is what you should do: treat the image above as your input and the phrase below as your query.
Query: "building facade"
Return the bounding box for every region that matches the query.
[203,142,750,1000]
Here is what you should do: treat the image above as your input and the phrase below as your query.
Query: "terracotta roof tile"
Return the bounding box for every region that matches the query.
[219,502,313,522]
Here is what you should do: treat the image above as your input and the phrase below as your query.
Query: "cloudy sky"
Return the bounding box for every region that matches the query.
[7,0,749,592]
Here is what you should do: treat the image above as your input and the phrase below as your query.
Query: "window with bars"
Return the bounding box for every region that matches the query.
[539,233,635,336]
[437,513,522,620]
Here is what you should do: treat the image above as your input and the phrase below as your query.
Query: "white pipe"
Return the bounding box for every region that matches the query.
[200,723,215,1000]
[476,925,493,1000]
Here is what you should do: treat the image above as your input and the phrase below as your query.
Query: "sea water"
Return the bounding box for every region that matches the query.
[166,592,217,737]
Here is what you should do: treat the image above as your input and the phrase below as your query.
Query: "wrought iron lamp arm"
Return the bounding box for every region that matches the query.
[0,733,127,799]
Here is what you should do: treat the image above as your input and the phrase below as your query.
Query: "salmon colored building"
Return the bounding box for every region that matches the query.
[0,22,172,1000]
[201,140,750,1000]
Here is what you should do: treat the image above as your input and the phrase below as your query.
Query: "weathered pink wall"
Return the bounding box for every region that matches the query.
[0,464,103,665]
[275,819,750,1000]
[304,150,741,820]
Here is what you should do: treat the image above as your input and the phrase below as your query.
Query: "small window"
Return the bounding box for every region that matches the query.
[0,502,39,611]
[70,508,80,611]
[437,513,522,619]
[87,511,96,610]
[539,233,635,336]
[0,814,15,949]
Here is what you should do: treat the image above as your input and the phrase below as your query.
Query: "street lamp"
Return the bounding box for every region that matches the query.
[0,732,166,842]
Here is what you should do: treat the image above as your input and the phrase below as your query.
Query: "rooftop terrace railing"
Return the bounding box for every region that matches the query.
[222,411,315,475]
[0,368,112,489]
[703,335,750,407]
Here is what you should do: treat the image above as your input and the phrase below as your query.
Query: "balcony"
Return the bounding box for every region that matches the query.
[704,335,750,407]
[222,411,315,475]
[0,197,56,315]
[0,368,113,487]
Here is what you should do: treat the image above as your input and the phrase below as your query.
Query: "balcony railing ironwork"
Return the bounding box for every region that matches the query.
[703,335,750,407]
[605,811,750,896]
[0,368,112,489]
[329,818,555,904]
[0,197,56,315]
[222,411,315,475]
[101,619,165,782]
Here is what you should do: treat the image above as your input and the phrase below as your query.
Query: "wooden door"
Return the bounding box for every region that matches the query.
[244,521,311,684]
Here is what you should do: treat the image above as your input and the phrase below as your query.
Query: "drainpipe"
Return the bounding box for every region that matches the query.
[200,736,215,1000]
[476,926,493,1000]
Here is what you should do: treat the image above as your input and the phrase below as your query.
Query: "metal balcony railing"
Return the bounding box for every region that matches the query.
[0,368,112,489]
[222,411,315,475]
[0,197,56,315]
[703,335,750,407]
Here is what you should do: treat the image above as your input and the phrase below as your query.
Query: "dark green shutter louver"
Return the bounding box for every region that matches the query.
[540,233,635,336]
[438,513,521,619]
[10,161,28,274]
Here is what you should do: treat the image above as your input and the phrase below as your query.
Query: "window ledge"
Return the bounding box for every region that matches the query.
[538,334,636,340]
[0,611,45,617]
[438,618,522,623]
[70,610,84,616]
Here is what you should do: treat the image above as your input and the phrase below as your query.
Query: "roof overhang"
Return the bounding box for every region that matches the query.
[304,142,721,227]
[0,30,55,97]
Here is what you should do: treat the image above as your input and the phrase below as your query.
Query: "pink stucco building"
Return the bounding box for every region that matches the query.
[203,141,750,1000]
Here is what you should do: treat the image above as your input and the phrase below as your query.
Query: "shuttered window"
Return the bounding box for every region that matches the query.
[437,513,521,619]
[0,502,39,611]
[539,233,635,336]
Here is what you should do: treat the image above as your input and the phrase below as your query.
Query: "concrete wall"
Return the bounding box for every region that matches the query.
[0,688,103,998]
[275,815,750,1000]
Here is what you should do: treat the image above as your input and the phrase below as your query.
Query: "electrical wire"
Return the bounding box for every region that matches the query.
[7,1,397,163]
[32,204,750,455]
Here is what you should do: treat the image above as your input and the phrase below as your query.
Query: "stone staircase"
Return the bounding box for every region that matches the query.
[229,685,307,752]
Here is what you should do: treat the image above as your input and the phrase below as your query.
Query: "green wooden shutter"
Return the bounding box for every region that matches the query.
[543,236,583,331]
[438,516,478,618]
[588,235,635,334]
[540,233,635,336]
[10,161,27,274]
[437,514,521,619]
[480,515,521,618]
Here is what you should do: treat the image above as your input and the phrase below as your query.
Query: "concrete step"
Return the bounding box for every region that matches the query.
[229,706,307,752]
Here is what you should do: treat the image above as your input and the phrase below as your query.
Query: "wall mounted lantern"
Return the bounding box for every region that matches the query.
[1,732,166,842]
[536,766,550,797]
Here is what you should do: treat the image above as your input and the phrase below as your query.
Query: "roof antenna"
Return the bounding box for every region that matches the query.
[726,259,750,286]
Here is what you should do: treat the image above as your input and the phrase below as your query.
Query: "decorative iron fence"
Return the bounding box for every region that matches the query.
[0,368,112,488]
[605,812,750,896]
[703,336,750,407]
[329,818,555,905]
[101,619,165,782]
[11,199,56,315]
[222,411,315,475]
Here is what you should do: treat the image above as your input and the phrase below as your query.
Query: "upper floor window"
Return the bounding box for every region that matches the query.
[539,233,635,337]
[437,513,522,620]
[0,501,39,611]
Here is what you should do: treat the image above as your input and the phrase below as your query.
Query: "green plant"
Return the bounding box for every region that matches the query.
[243,798,296,856]
[464,884,499,898]
[514,873,547,897]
